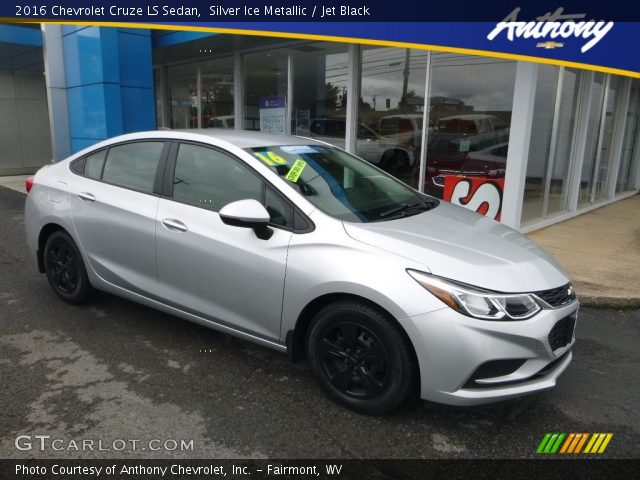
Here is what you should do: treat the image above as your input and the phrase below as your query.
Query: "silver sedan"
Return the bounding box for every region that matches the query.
[24,130,578,413]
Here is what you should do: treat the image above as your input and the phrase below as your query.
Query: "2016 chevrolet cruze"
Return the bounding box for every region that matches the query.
[25,130,578,413]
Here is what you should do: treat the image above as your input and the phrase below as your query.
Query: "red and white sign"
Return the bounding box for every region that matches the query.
[442,176,505,221]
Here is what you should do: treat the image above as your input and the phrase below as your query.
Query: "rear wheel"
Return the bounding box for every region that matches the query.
[307,300,416,414]
[44,231,93,304]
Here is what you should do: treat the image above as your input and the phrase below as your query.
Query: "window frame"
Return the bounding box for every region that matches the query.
[68,140,172,197]
[162,140,314,234]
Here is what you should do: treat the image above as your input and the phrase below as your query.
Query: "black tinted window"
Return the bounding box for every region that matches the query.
[265,187,293,228]
[102,142,164,193]
[70,158,85,174]
[84,150,107,179]
[173,143,262,211]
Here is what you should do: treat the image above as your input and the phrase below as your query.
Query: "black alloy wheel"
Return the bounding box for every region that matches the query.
[44,231,93,304]
[316,321,390,399]
[307,301,416,414]
[46,241,78,294]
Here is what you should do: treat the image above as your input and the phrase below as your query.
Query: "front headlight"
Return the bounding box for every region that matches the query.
[407,270,541,320]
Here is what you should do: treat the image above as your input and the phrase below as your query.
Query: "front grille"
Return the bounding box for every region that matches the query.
[548,315,576,351]
[535,284,576,308]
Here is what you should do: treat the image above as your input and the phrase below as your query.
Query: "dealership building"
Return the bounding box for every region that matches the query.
[0,23,638,231]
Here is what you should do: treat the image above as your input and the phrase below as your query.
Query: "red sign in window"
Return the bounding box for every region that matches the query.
[442,176,505,221]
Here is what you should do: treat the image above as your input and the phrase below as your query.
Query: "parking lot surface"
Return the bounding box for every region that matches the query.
[1,186,639,459]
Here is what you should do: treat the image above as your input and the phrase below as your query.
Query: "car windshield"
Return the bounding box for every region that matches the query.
[247,144,438,223]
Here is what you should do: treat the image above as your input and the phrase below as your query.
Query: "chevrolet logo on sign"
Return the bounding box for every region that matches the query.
[537,41,564,49]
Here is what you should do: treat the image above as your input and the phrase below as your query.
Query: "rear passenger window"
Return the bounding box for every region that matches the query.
[84,150,107,179]
[173,143,262,212]
[102,142,164,193]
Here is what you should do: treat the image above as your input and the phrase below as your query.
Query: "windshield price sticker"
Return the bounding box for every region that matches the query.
[281,145,319,154]
[254,151,287,166]
[285,159,307,182]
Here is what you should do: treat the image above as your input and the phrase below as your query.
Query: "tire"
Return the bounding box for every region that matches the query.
[43,230,94,304]
[306,300,416,414]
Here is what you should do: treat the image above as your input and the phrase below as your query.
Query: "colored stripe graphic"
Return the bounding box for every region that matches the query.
[559,433,575,453]
[537,433,565,453]
[537,433,552,453]
[538,433,612,454]
[574,433,589,453]
[584,433,614,453]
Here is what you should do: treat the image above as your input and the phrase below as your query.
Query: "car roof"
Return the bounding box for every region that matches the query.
[66,129,330,163]
[170,129,324,148]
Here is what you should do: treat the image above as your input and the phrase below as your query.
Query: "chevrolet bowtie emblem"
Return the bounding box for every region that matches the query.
[537,41,564,49]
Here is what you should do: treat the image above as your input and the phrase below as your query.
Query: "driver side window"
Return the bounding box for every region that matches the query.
[172,143,262,212]
[172,143,295,229]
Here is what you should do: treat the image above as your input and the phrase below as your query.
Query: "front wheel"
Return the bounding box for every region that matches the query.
[307,301,416,414]
[44,230,94,304]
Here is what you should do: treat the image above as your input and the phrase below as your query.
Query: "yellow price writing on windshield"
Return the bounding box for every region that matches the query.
[254,151,287,166]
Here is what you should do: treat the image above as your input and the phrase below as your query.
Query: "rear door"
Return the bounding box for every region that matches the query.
[69,141,168,297]
[155,142,294,342]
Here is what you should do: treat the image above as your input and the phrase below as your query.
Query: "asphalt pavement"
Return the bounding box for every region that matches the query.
[0,186,638,459]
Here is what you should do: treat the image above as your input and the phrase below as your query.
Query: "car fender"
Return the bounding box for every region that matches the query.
[280,213,445,342]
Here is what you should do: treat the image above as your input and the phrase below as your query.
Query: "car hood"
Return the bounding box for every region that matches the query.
[342,202,569,293]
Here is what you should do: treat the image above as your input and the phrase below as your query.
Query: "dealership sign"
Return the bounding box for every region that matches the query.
[487,7,614,53]
[259,95,287,134]
[443,176,505,221]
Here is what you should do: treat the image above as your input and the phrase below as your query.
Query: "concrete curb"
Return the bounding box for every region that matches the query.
[578,295,640,310]
[573,278,640,310]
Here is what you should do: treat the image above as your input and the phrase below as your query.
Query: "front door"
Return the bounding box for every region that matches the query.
[155,142,292,342]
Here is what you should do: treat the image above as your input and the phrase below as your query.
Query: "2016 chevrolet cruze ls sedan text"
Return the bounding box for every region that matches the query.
[25,130,578,413]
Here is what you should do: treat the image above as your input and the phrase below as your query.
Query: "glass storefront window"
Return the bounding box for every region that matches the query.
[522,66,560,223]
[579,72,606,206]
[550,68,581,213]
[167,63,198,129]
[154,37,638,232]
[291,42,349,148]
[617,79,640,193]
[592,75,620,201]
[201,57,234,129]
[522,67,581,224]
[358,47,427,189]
[427,54,516,215]
[243,49,288,131]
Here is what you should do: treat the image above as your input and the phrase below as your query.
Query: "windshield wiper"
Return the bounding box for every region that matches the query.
[378,199,438,219]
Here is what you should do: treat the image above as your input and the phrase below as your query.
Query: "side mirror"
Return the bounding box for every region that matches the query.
[219,199,273,240]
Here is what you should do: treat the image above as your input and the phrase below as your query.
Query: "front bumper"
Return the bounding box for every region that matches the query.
[401,300,579,406]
